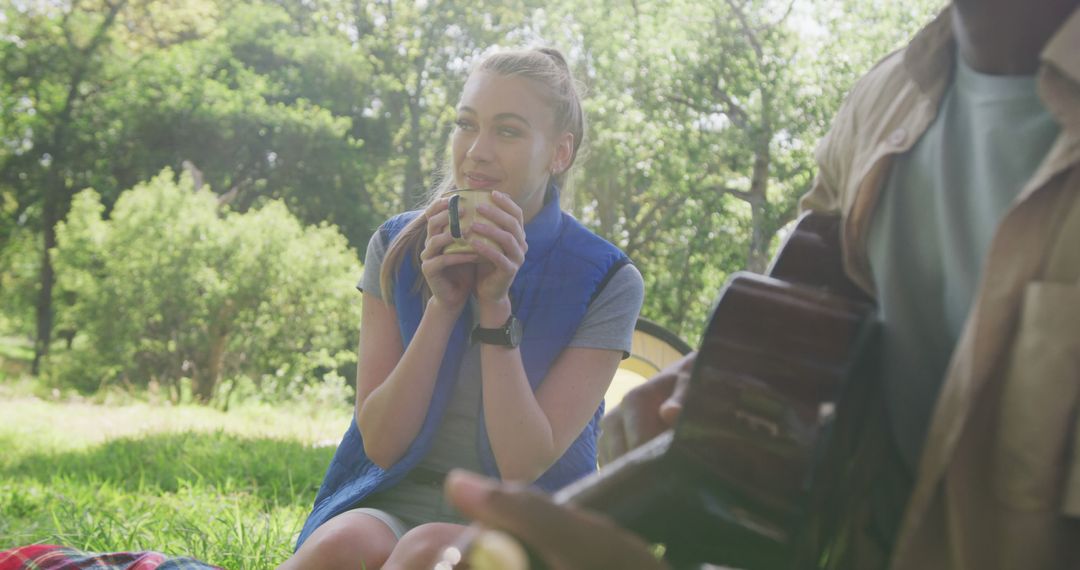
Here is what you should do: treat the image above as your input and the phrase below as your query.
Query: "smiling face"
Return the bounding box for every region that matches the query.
[452,71,573,222]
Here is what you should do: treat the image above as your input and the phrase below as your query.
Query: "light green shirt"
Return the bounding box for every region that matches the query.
[868,54,1060,469]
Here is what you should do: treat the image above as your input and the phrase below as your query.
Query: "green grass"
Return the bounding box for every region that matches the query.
[0,395,351,568]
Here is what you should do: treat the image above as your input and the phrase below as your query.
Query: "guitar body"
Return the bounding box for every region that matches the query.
[554,212,877,569]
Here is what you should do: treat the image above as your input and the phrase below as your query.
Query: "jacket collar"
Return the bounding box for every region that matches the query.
[521,184,564,267]
[903,5,1080,134]
[1039,7,1080,135]
[903,8,956,95]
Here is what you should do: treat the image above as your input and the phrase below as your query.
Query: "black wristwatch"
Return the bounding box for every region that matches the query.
[471,315,523,348]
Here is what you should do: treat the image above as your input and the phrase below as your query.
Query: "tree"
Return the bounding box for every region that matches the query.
[1,0,381,370]
[51,169,362,402]
[1,0,946,380]
[547,0,942,341]
[0,0,209,372]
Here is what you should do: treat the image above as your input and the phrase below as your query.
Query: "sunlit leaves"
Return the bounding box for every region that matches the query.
[49,169,362,401]
[556,0,941,341]
[1,0,947,364]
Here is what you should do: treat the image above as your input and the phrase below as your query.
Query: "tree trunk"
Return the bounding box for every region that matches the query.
[194,329,228,403]
[745,141,771,273]
[32,200,57,374]
[673,212,714,335]
[746,89,774,274]
[402,93,426,210]
[31,0,127,373]
[597,175,617,239]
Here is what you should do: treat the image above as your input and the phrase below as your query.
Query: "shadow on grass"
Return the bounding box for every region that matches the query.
[0,431,337,510]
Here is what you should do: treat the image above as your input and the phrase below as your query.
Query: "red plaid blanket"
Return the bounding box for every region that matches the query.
[0,545,221,570]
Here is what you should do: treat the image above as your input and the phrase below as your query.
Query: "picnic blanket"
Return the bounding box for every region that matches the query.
[0,545,221,570]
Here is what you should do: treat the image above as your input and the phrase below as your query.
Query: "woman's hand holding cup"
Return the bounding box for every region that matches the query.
[421,196,480,313]
[470,190,527,308]
[444,190,498,255]
[421,189,526,317]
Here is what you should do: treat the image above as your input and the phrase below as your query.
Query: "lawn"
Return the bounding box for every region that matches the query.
[0,329,653,569]
[0,393,350,569]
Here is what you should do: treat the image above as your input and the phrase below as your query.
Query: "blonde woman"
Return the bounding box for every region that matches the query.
[280,47,644,570]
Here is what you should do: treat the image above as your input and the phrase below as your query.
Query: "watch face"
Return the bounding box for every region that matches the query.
[508,316,523,347]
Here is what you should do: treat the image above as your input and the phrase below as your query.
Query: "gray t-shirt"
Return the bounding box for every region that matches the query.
[356,229,644,527]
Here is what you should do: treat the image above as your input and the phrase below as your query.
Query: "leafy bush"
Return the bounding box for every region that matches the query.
[48,168,362,404]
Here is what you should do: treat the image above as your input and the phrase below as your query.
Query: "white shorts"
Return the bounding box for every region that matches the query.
[346,507,411,540]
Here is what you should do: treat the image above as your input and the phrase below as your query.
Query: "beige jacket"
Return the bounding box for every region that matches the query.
[800,7,1080,570]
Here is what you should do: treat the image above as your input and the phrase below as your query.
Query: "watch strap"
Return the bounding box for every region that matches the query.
[471,315,521,347]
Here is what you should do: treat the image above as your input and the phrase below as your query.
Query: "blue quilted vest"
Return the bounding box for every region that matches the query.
[295,188,630,549]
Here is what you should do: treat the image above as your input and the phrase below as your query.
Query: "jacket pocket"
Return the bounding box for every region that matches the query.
[994,282,1080,512]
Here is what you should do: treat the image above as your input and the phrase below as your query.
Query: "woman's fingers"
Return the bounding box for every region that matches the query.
[425,207,450,242]
[470,222,526,266]
[417,195,485,309]
[421,253,480,275]
[421,229,454,261]
[424,196,450,218]
[477,193,526,246]
[472,192,528,265]
[422,206,464,262]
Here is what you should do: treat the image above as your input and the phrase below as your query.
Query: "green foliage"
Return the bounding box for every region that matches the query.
[554,0,943,342]
[0,228,38,339]
[112,2,381,246]
[0,0,380,241]
[1,0,947,378]
[48,168,362,403]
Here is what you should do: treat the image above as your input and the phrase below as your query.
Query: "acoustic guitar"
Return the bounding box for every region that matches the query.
[441,212,879,570]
